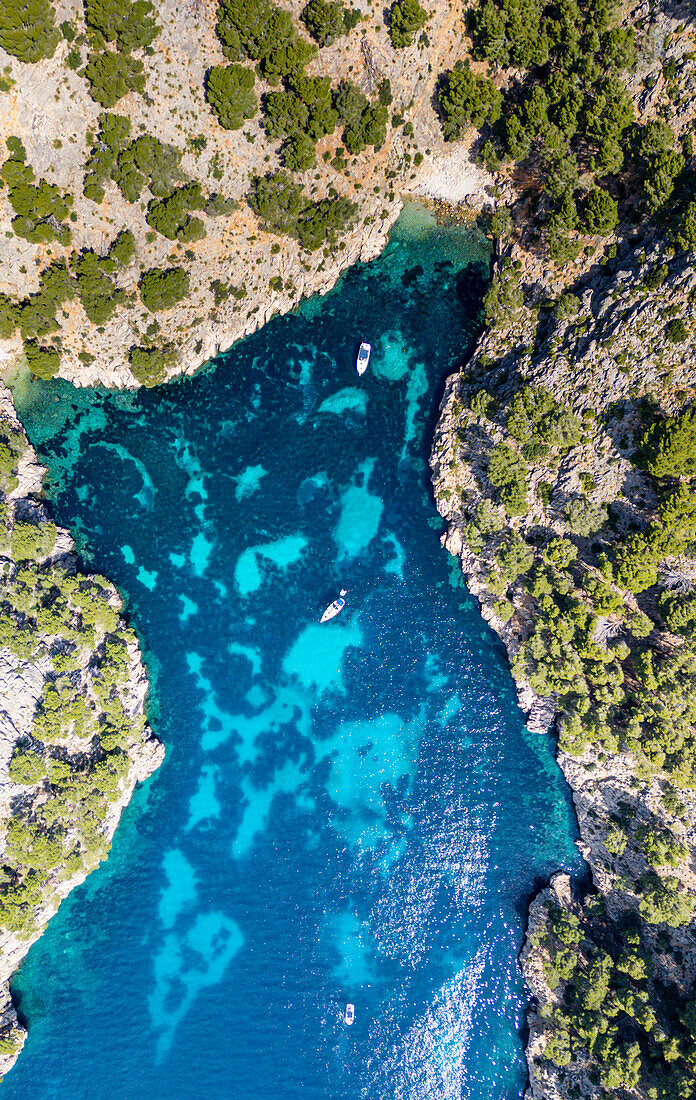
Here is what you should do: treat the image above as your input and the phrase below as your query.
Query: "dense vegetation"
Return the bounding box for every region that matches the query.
[1,137,72,245]
[139,267,190,311]
[389,0,429,49]
[83,113,183,204]
[436,0,695,262]
[82,0,159,108]
[0,0,60,63]
[441,230,696,1094]
[248,171,357,250]
[301,0,360,47]
[205,64,258,130]
[0,421,153,942]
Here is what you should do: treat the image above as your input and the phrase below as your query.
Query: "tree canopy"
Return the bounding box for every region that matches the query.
[0,0,60,63]
[389,0,429,48]
[206,64,258,130]
[139,267,190,311]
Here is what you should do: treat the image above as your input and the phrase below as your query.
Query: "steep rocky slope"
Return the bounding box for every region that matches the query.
[0,0,491,388]
[431,232,696,1098]
[0,384,163,1079]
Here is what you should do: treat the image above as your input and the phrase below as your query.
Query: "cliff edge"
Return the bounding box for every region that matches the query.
[0,383,163,1078]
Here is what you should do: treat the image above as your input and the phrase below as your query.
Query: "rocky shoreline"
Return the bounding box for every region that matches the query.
[0,384,164,1079]
[430,221,696,1096]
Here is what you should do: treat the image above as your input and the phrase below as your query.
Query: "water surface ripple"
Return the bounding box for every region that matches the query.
[9,207,583,1100]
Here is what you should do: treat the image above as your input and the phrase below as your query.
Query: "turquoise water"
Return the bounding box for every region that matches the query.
[8,207,582,1099]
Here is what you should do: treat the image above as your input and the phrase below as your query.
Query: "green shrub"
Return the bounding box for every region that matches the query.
[24,341,60,379]
[344,102,388,154]
[496,532,534,582]
[507,385,581,449]
[579,187,619,236]
[488,442,529,515]
[84,115,183,204]
[483,263,523,326]
[536,536,576,572]
[0,0,60,62]
[8,749,46,785]
[12,520,56,561]
[204,193,238,217]
[139,267,190,311]
[247,171,356,250]
[565,495,608,537]
[1,142,71,244]
[674,201,696,252]
[635,121,684,214]
[147,183,206,241]
[109,229,136,266]
[206,64,257,130]
[84,50,145,108]
[84,0,159,51]
[636,823,687,868]
[437,63,503,140]
[263,71,338,143]
[301,0,358,45]
[665,318,688,344]
[389,0,428,48]
[128,344,176,386]
[216,0,316,82]
[639,874,694,926]
[279,132,315,171]
[0,293,18,339]
[71,250,125,325]
[641,404,696,479]
[0,438,20,493]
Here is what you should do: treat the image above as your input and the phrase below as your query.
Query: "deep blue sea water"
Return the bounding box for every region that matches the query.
[8,205,582,1100]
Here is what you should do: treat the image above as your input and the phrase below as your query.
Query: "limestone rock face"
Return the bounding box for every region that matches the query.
[0,0,495,390]
[429,227,696,1098]
[0,384,163,1079]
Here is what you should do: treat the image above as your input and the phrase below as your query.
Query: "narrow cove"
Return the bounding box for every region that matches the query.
[7,206,583,1100]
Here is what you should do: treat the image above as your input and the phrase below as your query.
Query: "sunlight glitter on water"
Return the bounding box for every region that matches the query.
[6,206,583,1100]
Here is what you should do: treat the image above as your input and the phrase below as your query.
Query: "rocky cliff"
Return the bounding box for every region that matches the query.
[0,0,493,389]
[0,383,163,1079]
[430,228,696,1097]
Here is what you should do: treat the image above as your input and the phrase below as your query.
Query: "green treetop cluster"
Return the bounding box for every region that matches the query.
[83,113,183,204]
[389,0,429,49]
[262,72,388,169]
[301,0,360,47]
[454,377,696,788]
[536,899,696,1097]
[247,170,357,251]
[84,114,237,243]
[215,0,317,84]
[0,483,151,938]
[0,0,60,63]
[436,0,694,261]
[209,0,379,246]
[1,137,72,245]
[82,0,159,108]
[0,227,136,377]
[205,64,258,131]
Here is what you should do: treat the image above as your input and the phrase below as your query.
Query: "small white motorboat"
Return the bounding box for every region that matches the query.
[345,1003,355,1026]
[356,342,371,375]
[320,589,347,623]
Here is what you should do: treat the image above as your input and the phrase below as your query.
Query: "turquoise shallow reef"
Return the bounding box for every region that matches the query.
[9,206,582,1099]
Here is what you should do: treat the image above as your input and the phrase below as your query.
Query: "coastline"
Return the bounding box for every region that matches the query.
[0,383,163,1079]
[430,228,696,1097]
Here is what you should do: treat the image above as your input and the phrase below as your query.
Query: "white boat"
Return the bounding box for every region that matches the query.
[356,342,371,375]
[320,589,347,623]
[345,1003,355,1026]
